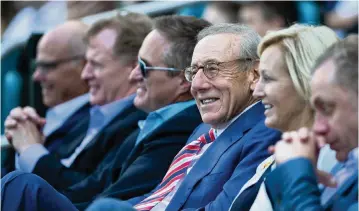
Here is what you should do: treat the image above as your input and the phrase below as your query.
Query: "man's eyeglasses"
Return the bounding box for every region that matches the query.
[184,58,258,82]
[33,55,85,73]
[138,56,181,78]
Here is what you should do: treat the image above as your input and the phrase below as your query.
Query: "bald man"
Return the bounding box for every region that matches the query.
[33,20,89,107]
[2,21,91,177]
[3,14,150,190]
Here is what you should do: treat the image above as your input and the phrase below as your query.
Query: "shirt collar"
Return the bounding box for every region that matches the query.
[345,147,358,169]
[43,93,89,136]
[136,100,196,145]
[153,100,196,121]
[90,94,135,121]
[46,93,89,120]
[214,101,260,138]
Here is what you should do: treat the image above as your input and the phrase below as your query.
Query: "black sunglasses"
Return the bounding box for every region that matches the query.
[138,56,181,78]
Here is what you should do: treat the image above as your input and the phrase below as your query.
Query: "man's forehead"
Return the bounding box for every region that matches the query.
[192,33,241,64]
[138,30,168,64]
[92,28,117,51]
[311,59,336,87]
[37,35,68,59]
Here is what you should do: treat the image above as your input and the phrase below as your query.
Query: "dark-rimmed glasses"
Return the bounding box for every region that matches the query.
[138,56,181,78]
[184,58,258,82]
[33,55,85,73]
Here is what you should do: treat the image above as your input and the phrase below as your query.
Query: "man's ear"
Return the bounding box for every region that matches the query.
[177,74,191,95]
[249,62,260,91]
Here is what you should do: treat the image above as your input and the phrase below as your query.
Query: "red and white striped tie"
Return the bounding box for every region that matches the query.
[134,128,215,211]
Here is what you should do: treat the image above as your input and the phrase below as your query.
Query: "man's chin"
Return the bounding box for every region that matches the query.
[134,98,150,113]
[43,99,55,107]
[201,114,222,128]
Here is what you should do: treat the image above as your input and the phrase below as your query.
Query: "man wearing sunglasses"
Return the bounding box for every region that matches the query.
[84,25,280,211]
[2,21,91,176]
[3,14,151,190]
[1,15,210,211]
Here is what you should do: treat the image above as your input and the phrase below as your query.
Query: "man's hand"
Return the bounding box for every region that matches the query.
[268,127,337,188]
[4,107,46,141]
[9,120,45,154]
[270,127,318,165]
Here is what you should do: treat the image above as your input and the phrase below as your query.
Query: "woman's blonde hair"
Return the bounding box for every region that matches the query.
[257,24,339,101]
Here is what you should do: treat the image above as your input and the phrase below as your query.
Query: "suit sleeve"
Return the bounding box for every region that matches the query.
[32,154,89,190]
[264,158,324,211]
[183,126,280,211]
[62,130,139,203]
[98,134,188,201]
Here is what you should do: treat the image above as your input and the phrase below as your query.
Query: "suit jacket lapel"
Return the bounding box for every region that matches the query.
[55,122,88,158]
[45,103,91,153]
[172,102,265,208]
[323,172,358,209]
[81,104,135,152]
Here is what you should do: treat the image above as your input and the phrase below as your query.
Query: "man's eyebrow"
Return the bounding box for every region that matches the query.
[192,59,219,66]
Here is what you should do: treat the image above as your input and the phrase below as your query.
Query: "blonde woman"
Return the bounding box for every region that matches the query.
[229,24,339,211]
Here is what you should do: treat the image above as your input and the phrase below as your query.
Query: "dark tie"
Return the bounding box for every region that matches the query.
[134,129,215,211]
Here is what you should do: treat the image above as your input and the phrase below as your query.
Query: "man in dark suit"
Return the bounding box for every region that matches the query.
[3,13,152,190]
[1,15,209,211]
[260,36,358,211]
[87,23,281,211]
[1,20,90,177]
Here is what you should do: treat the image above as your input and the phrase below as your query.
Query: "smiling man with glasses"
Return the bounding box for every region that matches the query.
[2,21,91,176]
[0,15,210,211]
[83,24,281,211]
[2,13,152,192]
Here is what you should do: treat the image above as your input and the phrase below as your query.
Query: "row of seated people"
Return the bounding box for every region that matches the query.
[1,12,358,211]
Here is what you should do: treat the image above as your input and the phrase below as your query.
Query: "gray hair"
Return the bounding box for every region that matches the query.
[197,23,261,60]
[197,23,261,72]
[313,35,358,94]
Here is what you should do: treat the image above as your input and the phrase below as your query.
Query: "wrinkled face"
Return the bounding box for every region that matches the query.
[82,29,134,106]
[311,59,358,162]
[33,37,87,107]
[253,45,309,131]
[129,30,184,113]
[191,34,256,128]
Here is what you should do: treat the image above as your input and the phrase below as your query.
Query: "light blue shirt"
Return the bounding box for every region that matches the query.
[135,100,196,146]
[18,94,135,172]
[15,93,89,169]
[43,93,90,136]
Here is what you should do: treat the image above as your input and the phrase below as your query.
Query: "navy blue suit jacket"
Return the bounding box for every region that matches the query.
[32,102,147,190]
[129,102,281,211]
[1,103,91,178]
[62,104,202,209]
[265,158,358,211]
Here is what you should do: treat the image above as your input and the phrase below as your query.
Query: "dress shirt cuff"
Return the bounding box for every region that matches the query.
[18,144,49,172]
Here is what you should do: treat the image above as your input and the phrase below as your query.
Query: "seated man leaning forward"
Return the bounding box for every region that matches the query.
[2,20,90,177]
[229,24,340,211]
[264,36,358,211]
[1,15,209,211]
[3,13,152,190]
[52,15,209,209]
[87,23,282,211]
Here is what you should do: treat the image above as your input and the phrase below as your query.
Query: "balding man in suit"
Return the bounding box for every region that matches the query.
[2,20,90,177]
